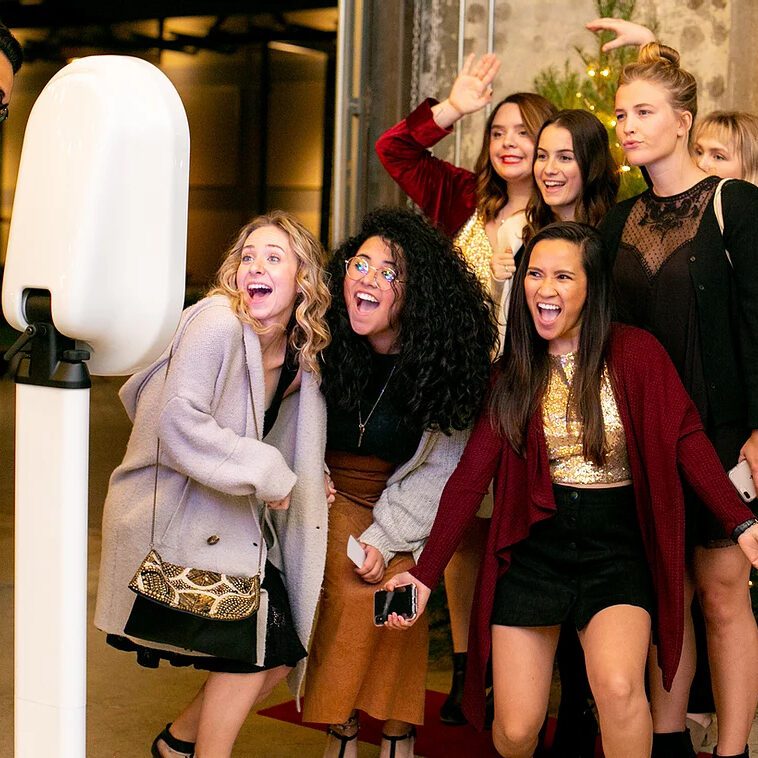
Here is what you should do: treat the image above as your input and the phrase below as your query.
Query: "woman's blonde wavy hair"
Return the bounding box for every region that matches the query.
[618,42,698,144]
[207,211,330,375]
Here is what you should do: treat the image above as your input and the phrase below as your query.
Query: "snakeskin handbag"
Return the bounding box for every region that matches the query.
[128,545,261,621]
[127,331,262,622]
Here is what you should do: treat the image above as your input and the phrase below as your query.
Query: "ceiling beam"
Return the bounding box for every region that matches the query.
[0,1,335,28]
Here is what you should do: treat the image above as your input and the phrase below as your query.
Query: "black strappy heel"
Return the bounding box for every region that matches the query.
[381,726,416,758]
[325,725,358,758]
[150,722,195,757]
[325,715,359,758]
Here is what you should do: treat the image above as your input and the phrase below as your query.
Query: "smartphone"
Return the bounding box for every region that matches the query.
[728,459,756,503]
[373,584,418,626]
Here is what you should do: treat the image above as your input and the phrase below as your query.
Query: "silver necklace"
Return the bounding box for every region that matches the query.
[357,365,397,447]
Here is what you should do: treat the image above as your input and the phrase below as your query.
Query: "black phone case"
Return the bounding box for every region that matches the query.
[373,585,417,625]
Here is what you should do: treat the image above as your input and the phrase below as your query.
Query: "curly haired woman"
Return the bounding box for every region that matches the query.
[302,207,497,758]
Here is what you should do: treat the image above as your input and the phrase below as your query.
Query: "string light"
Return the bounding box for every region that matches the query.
[600,68,610,77]
[587,68,596,77]
[620,164,631,172]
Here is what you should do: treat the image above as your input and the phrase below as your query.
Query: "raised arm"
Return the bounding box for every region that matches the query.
[432,52,501,128]
[375,53,500,235]
[585,18,656,52]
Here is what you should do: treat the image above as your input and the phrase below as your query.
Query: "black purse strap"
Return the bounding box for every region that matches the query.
[148,321,265,576]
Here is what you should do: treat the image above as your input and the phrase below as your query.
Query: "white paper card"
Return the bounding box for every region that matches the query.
[347,535,366,568]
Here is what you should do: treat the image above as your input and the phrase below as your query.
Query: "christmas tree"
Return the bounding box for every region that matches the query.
[533,0,648,199]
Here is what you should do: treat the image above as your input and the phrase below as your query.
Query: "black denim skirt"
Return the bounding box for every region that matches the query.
[491,484,654,630]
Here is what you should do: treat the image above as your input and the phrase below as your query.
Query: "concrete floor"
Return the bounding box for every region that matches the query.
[1,374,757,757]
[0,375,454,757]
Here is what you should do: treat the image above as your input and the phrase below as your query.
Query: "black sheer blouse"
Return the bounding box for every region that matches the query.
[613,177,719,421]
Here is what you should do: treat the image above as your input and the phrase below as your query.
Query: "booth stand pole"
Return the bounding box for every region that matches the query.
[6,289,90,758]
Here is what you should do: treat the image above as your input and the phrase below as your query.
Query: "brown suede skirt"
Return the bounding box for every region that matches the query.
[302,450,429,725]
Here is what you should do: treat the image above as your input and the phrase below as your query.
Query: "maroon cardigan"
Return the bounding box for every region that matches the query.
[411,325,754,730]
[375,98,478,237]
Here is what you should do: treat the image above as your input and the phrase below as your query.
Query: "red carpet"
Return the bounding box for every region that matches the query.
[259,690,714,757]
[259,690,500,756]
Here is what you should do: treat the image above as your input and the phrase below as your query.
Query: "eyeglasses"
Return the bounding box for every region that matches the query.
[344,256,400,290]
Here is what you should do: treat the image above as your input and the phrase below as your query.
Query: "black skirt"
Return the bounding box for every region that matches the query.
[491,484,654,629]
[108,561,306,673]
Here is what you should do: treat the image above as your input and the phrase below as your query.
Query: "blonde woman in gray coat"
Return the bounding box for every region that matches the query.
[94,211,331,758]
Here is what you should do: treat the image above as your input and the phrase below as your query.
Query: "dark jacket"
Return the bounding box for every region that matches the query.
[599,179,758,429]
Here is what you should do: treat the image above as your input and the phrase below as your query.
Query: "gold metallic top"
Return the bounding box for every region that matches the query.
[453,209,493,289]
[543,352,631,485]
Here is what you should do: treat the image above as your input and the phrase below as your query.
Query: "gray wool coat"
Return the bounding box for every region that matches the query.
[94,295,328,675]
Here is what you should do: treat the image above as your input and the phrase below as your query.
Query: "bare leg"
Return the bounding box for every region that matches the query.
[694,544,758,755]
[648,569,696,732]
[195,667,289,757]
[490,624,559,758]
[160,666,289,758]
[579,605,652,758]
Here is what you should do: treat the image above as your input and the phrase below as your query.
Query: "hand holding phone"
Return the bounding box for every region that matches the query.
[373,584,418,626]
[729,459,756,503]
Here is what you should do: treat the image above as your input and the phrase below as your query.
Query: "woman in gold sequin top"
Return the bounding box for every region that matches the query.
[385,222,758,758]
[375,54,557,725]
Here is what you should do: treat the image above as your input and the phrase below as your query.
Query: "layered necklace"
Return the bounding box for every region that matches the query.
[357,364,397,448]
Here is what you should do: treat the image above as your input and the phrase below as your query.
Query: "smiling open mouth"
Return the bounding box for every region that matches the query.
[356,292,379,311]
[537,302,561,323]
[247,283,272,299]
[542,180,565,190]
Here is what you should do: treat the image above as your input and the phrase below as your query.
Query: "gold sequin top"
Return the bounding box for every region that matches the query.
[453,209,494,289]
[543,352,631,485]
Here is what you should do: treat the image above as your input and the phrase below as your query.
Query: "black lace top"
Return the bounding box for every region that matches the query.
[613,177,719,420]
[326,351,424,465]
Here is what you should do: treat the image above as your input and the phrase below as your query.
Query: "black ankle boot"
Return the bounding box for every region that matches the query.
[713,746,750,758]
[440,651,467,725]
[651,730,697,758]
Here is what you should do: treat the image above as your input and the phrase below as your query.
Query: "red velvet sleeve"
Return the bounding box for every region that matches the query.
[375,98,479,237]
[410,407,503,590]
[677,428,754,536]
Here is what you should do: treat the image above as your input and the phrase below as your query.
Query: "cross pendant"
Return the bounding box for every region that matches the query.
[357,423,366,447]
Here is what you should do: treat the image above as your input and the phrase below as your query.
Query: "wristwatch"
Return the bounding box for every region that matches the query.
[731,517,758,543]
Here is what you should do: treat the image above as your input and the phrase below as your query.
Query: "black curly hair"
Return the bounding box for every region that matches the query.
[321,207,497,434]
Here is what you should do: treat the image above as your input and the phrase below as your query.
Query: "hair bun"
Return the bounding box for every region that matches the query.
[637,42,680,67]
